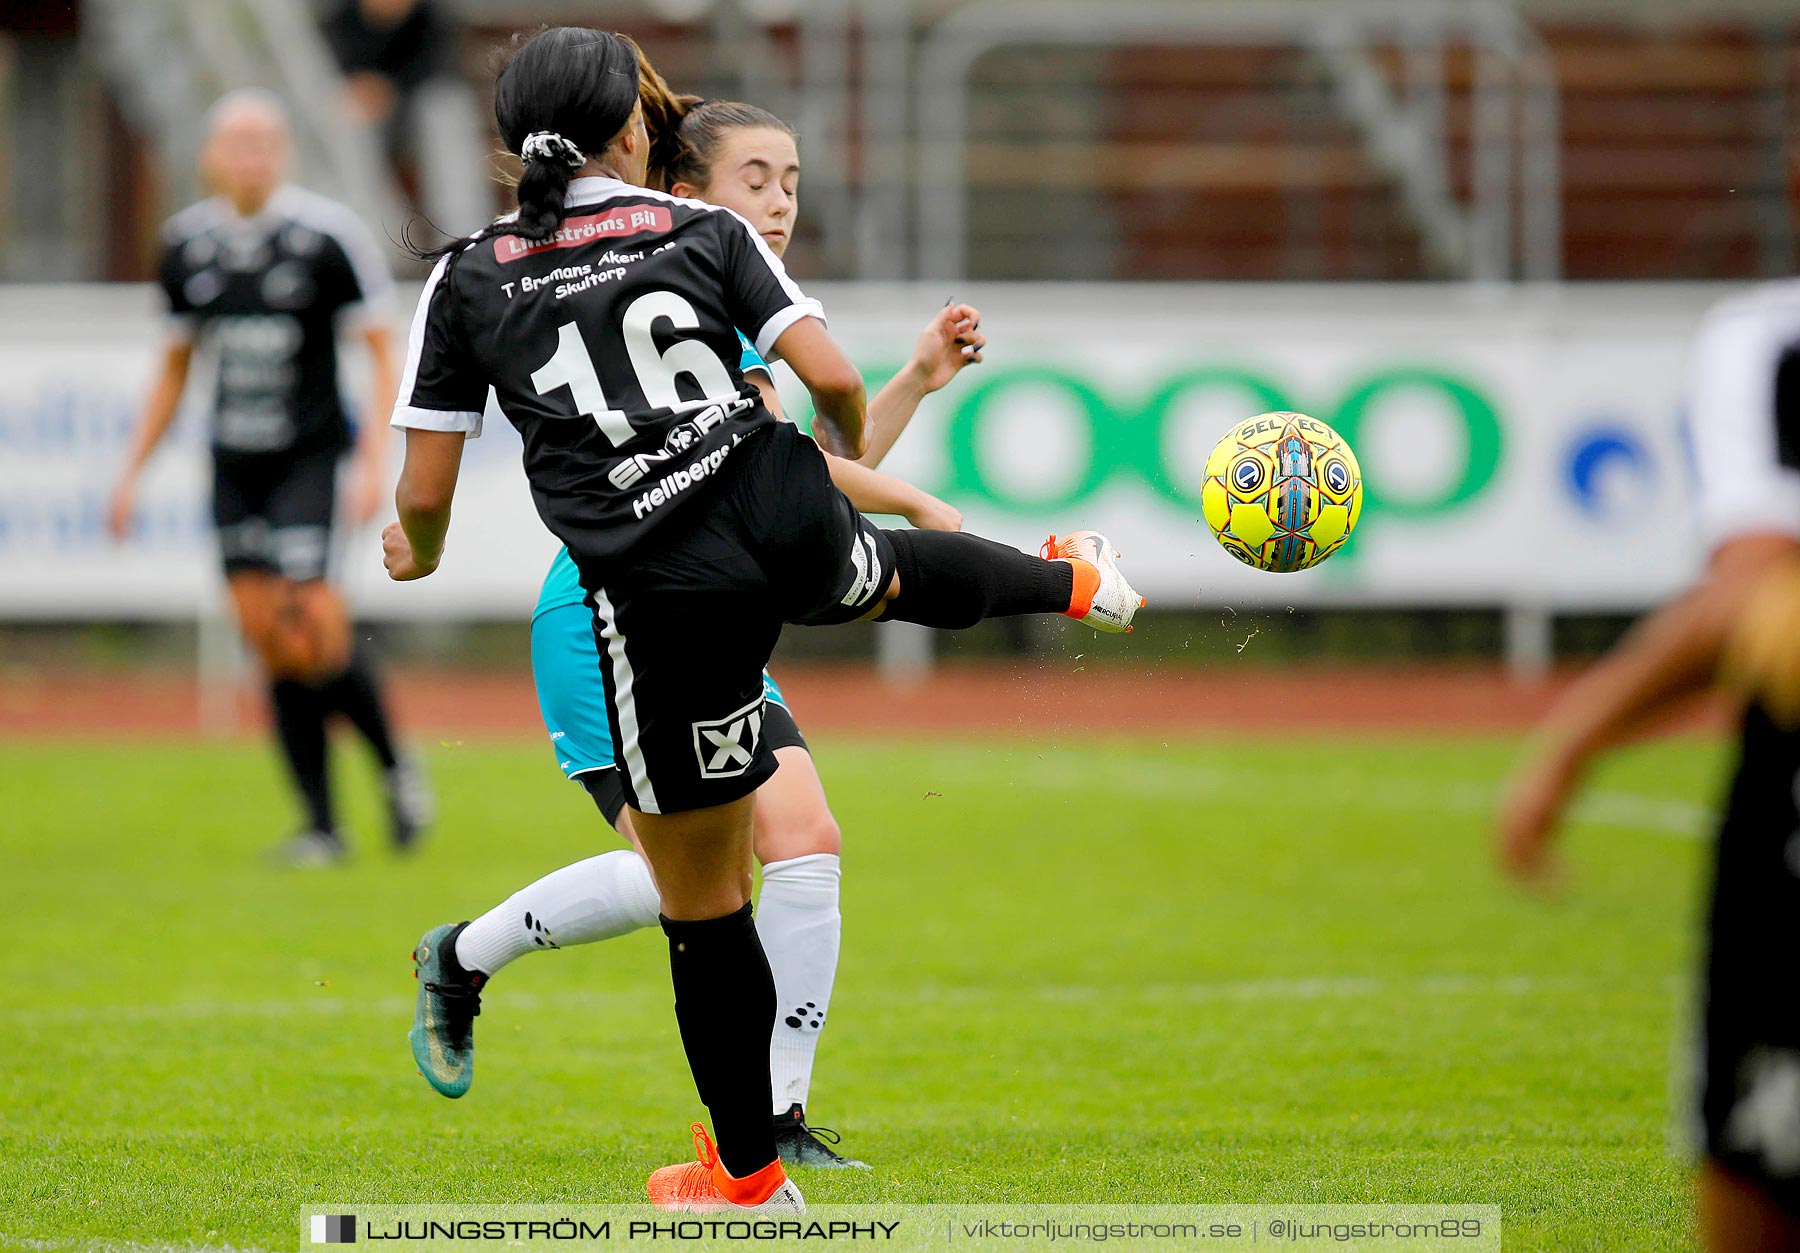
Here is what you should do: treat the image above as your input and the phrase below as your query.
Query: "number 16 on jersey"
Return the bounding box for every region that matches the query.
[529,291,739,449]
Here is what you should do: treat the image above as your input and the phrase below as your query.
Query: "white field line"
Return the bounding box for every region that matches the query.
[903,755,1715,839]
[0,972,1671,1029]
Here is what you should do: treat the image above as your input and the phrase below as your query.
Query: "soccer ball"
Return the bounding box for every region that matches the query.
[1201,412,1363,573]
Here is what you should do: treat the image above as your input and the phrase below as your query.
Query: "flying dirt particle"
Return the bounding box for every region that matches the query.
[923,790,943,800]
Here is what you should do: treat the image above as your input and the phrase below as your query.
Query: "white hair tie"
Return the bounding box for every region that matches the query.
[520,131,586,170]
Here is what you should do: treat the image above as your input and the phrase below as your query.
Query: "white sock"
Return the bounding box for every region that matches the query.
[454,849,661,976]
[759,853,842,1114]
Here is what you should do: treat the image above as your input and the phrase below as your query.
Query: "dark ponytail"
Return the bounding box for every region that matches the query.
[409,26,644,260]
[510,134,583,244]
[625,42,796,196]
[630,41,704,191]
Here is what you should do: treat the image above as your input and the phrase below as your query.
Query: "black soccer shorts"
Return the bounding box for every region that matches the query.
[579,702,808,830]
[1695,702,1800,1214]
[212,447,340,582]
[576,422,895,816]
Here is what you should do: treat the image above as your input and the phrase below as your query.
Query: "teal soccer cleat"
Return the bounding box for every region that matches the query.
[409,922,485,1098]
[773,1104,871,1169]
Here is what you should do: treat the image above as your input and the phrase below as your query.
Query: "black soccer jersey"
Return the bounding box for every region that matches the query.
[159,185,394,460]
[391,176,824,563]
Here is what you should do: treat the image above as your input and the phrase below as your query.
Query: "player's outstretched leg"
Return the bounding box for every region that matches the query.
[873,528,1144,634]
[407,850,660,1097]
[458,849,663,970]
[409,922,485,1098]
[1040,530,1145,633]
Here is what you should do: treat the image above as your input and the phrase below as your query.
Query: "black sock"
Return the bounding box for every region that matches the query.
[318,643,399,770]
[270,679,334,835]
[877,529,1074,629]
[661,903,779,1178]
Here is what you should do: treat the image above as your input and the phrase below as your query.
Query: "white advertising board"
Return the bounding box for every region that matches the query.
[0,282,1727,620]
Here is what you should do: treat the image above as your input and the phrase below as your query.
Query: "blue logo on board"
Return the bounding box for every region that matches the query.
[1564,424,1655,520]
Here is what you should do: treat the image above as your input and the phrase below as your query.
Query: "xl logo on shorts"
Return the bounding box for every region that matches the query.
[692,697,765,779]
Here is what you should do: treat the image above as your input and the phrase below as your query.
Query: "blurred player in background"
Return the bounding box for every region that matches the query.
[107,89,428,866]
[320,0,487,237]
[322,0,456,139]
[1497,283,1800,1252]
[410,88,982,1173]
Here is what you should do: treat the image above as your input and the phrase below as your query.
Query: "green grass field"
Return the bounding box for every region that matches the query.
[0,730,1730,1251]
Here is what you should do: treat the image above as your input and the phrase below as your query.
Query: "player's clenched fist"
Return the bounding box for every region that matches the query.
[382,521,437,581]
[913,302,985,391]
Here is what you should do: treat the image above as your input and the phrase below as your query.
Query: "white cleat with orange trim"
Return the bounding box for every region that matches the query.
[647,1124,807,1213]
[1042,530,1145,634]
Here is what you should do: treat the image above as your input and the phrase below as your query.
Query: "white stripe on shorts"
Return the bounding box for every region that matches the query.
[590,584,659,815]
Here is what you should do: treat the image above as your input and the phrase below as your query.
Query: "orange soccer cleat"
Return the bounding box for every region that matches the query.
[647,1123,807,1213]
[1041,530,1145,633]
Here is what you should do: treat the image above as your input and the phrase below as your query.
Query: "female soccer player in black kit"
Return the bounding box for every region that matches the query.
[1499,280,1800,1251]
[381,27,1141,1211]
[109,90,427,865]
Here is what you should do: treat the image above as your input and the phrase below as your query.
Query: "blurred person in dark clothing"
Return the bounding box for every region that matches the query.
[109,90,430,866]
[322,0,456,134]
[1498,281,1800,1252]
[321,0,487,235]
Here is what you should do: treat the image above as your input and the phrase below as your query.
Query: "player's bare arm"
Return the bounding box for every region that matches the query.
[1496,530,1800,882]
[347,322,401,528]
[824,455,962,533]
[107,337,194,540]
[772,317,866,459]
[1722,553,1800,728]
[745,366,961,532]
[385,428,467,580]
[858,302,984,468]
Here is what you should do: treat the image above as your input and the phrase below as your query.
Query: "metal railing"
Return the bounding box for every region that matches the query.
[82,0,419,264]
[907,0,1562,283]
[241,0,411,248]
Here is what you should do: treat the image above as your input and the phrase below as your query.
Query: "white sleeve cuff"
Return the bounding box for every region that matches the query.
[338,298,393,330]
[754,302,826,362]
[1699,487,1800,552]
[391,405,483,437]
